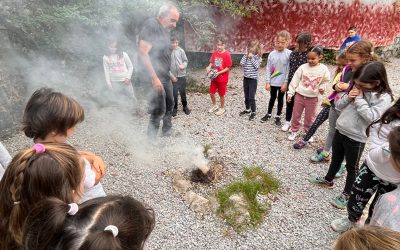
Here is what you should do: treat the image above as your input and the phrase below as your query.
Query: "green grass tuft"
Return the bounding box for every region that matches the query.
[203,144,211,158]
[216,166,280,232]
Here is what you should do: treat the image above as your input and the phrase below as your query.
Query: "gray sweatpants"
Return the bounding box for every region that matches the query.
[323,106,340,152]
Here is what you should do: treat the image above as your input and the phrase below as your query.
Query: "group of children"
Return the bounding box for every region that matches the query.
[204,27,400,245]
[0,88,154,249]
[1,27,400,249]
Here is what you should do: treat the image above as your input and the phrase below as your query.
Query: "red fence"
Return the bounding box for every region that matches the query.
[184,0,400,53]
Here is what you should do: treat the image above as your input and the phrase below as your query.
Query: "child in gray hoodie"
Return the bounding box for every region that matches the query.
[309,62,393,209]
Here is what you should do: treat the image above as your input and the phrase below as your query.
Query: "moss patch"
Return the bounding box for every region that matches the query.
[216,166,280,232]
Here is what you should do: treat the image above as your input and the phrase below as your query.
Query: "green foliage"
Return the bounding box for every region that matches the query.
[203,144,211,158]
[322,49,337,65]
[216,166,280,232]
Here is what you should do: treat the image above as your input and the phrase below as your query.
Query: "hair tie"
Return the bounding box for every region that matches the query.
[32,143,46,154]
[370,51,374,55]
[68,203,79,215]
[104,225,119,237]
[13,201,21,205]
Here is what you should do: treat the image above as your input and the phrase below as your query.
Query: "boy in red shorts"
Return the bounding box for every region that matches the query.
[205,36,232,116]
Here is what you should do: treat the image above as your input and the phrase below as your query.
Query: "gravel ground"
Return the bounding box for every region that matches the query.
[3,58,400,250]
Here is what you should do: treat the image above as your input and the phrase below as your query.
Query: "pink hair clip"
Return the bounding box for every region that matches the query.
[68,203,79,215]
[32,143,46,154]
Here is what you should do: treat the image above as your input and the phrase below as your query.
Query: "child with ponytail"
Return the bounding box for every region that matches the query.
[24,195,155,250]
[0,142,84,249]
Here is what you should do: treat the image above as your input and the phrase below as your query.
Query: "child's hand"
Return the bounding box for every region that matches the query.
[337,82,349,92]
[319,89,325,95]
[206,66,211,72]
[247,52,254,58]
[348,87,360,101]
[281,83,287,92]
[82,154,106,179]
[124,78,131,85]
[265,83,271,91]
[179,64,185,70]
[171,75,178,83]
[287,95,292,103]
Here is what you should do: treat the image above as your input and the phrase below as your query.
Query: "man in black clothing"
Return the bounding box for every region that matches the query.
[138,3,180,138]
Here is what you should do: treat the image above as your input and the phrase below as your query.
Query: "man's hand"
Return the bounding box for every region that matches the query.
[124,78,131,85]
[287,95,293,103]
[178,64,185,70]
[152,77,164,92]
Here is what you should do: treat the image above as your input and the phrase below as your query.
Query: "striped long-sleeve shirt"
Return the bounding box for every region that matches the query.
[240,54,262,80]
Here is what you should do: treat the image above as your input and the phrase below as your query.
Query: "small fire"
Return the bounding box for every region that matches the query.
[191,162,214,183]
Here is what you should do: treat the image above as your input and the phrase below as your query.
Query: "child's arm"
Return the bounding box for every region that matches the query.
[123,52,134,81]
[287,67,302,102]
[354,93,391,124]
[318,67,331,95]
[217,52,232,75]
[79,151,106,179]
[265,55,272,90]
[179,49,188,70]
[282,51,292,92]
[102,56,113,90]
[249,55,262,70]
[0,142,11,169]
[240,54,246,66]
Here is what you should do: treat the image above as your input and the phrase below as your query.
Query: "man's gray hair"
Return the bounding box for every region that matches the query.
[157,2,179,18]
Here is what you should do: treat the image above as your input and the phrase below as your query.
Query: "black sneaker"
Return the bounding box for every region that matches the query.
[172,108,178,117]
[239,110,251,116]
[183,107,191,115]
[260,114,271,123]
[275,117,282,126]
[249,112,256,121]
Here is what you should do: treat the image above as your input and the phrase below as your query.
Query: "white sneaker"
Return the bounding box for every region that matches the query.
[215,108,226,116]
[331,217,355,233]
[288,132,297,141]
[308,136,315,143]
[208,105,218,113]
[281,121,290,132]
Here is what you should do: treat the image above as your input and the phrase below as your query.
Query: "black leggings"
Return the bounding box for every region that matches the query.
[268,86,285,116]
[243,77,257,112]
[325,130,365,194]
[347,162,396,223]
[303,105,330,141]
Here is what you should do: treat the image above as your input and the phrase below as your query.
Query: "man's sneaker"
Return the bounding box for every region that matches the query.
[183,106,191,115]
[310,151,330,163]
[172,108,178,117]
[208,105,218,113]
[274,117,282,126]
[293,139,307,149]
[308,136,315,143]
[281,121,291,132]
[308,176,334,188]
[260,114,271,123]
[331,193,349,209]
[240,110,251,116]
[335,163,346,179]
[215,108,226,116]
[331,217,355,233]
[249,112,256,121]
[288,131,297,141]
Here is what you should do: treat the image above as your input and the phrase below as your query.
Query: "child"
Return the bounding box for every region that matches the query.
[0,141,11,180]
[239,39,262,120]
[170,36,190,116]
[24,195,155,250]
[261,30,292,126]
[309,62,393,210]
[22,88,106,203]
[370,126,400,232]
[340,26,362,52]
[310,40,380,163]
[330,100,400,232]
[333,225,400,250]
[281,32,311,131]
[293,52,348,149]
[103,39,135,102]
[286,46,330,141]
[0,142,84,249]
[206,36,232,116]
